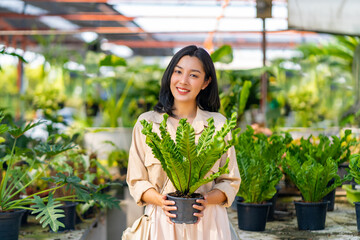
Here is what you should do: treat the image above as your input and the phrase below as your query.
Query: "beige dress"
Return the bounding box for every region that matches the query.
[126,108,241,240]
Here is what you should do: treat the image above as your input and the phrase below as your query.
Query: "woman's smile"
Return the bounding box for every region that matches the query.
[176,87,190,94]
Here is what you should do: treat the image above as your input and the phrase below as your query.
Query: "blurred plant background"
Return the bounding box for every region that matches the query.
[1,35,360,135]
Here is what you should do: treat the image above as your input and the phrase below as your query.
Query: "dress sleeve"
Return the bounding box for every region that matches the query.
[212,135,241,208]
[126,119,156,206]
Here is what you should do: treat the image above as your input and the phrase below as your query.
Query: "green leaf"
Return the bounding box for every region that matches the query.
[35,142,76,158]
[31,193,65,232]
[99,54,127,67]
[238,80,252,117]
[91,192,120,209]
[211,45,233,64]
[8,120,45,139]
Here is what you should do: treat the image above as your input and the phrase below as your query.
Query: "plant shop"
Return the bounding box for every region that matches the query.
[1,0,360,239]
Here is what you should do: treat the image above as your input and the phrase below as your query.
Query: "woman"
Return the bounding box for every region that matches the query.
[126,45,240,240]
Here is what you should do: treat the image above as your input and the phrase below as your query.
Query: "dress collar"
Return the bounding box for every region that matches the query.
[150,107,209,134]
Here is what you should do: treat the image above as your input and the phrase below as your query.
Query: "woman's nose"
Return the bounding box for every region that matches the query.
[179,74,189,84]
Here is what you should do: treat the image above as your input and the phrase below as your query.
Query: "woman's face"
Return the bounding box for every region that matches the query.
[170,55,210,106]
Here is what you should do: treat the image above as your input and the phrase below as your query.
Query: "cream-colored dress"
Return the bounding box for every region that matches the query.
[126,108,241,240]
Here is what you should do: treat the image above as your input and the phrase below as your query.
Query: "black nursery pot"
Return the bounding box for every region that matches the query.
[323,178,336,211]
[166,193,203,224]
[0,209,26,240]
[56,202,78,232]
[236,201,272,231]
[355,202,360,232]
[323,189,336,211]
[294,201,328,230]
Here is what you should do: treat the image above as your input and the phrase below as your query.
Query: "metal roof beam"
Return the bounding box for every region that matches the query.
[1,13,134,21]
[107,40,296,49]
[23,0,108,2]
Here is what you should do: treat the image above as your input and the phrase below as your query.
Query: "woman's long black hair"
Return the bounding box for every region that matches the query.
[154,45,220,116]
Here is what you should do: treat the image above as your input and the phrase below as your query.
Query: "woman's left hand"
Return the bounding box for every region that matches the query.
[193,189,227,224]
[193,196,207,224]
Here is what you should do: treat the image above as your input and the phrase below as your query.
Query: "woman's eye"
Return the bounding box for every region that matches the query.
[190,74,199,78]
[174,70,181,74]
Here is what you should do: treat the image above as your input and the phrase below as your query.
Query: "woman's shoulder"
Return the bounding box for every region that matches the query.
[199,109,227,125]
[137,111,163,123]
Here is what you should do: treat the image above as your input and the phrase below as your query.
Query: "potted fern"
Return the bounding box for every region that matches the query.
[234,126,291,231]
[0,113,119,239]
[346,154,360,232]
[140,112,238,224]
[281,133,352,230]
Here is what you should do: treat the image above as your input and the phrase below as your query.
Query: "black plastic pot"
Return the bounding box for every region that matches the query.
[57,202,78,232]
[267,185,281,221]
[323,189,335,211]
[323,178,335,211]
[355,202,360,232]
[20,209,30,225]
[294,201,328,230]
[0,209,26,240]
[236,201,272,231]
[166,193,203,224]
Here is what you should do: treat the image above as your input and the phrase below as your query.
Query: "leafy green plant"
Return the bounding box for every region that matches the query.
[0,113,119,232]
[287,130,355,166]
[281,133,353,202]
[349,154,360,185]
[220,80,252,127]
[140,112,239,197]
[235,126,291,203]
[105,140,129,170]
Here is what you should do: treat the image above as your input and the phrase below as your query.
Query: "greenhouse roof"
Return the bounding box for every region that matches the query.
[0,0,329,67]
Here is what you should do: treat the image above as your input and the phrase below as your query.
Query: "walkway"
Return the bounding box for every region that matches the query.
[228,194,360,240]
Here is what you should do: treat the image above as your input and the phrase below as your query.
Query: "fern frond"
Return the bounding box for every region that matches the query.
[160,134,187,192]
[189,158,230,195]
[196,117,215,156]
[141,119,175,184]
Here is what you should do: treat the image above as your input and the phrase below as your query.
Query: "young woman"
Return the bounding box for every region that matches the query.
[126,45,240,240]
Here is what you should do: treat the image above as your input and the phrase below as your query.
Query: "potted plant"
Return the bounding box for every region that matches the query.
[140,112,239,224]
[234,126,291,231]
[281,133,352,230]
[105,140,129,177]
[347,153,360,231]
[0,113,119,239]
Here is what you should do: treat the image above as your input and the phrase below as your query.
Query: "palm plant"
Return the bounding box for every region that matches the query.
[0,113,119,232]
[140,112,239,197]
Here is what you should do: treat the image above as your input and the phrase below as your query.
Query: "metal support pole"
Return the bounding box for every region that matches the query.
[260,18,267,126]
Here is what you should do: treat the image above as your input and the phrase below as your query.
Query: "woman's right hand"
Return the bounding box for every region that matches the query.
[160,195,177,224]
[142,188,177,224]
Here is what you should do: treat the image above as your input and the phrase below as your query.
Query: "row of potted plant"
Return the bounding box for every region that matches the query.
[0,112,120,240]
[234,127,358,232]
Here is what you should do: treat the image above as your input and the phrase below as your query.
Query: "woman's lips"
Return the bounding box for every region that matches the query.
[177,87,190,94]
